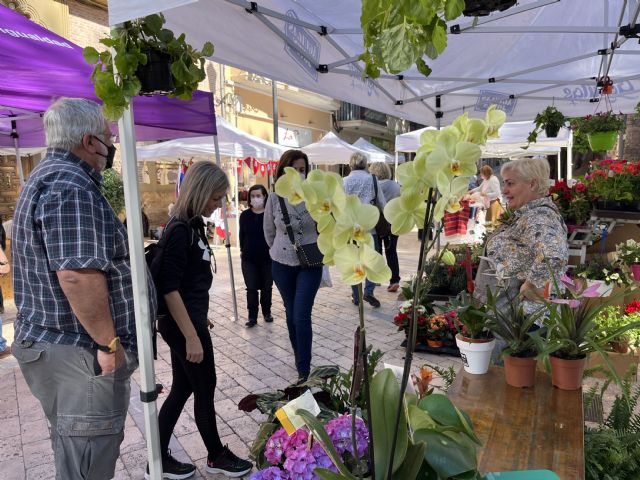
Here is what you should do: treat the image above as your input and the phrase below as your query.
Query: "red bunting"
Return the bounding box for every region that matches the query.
[252,158,259,175]
[236,159,243,176]
[259,163,267,177]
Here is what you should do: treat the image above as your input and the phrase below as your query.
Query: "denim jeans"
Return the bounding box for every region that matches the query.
[0,316,6,352]
[271,261,322,377]
[352,234,379,302]
[376,234,400,285]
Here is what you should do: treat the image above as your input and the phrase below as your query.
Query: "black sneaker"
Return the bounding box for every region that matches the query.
[363,294,381,308]
[145,451,196,480]
[206,445,252,477]
[263,314,274,323]
[245,319,257,328]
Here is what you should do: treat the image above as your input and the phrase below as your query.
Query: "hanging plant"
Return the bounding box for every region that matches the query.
[526,106,567,146]
[463,0,518,17]
[359,0,466,78]
[83,13,214,120]
[571,112,626,152]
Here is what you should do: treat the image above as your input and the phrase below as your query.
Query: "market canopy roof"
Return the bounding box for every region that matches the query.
[301,131,368,165]
[137,117,286,161]
[0,4,216,148]
[108,1,640,125]
[352,137,396,164]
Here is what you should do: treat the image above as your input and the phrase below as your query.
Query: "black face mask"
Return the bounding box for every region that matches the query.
[93,136,116,170]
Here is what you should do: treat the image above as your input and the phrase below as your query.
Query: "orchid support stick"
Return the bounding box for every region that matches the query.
[357,282,375,479]
[386,189,435,479]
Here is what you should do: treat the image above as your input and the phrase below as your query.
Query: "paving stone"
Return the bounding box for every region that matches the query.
[0,457,25,480]
[25,462,56,480]
[0,435,23,462]
[0,416,21,439]
[19,419,49,445]
[22,439,53,469]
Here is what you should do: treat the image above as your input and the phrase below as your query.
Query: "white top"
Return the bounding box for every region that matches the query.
[471,175,502,202]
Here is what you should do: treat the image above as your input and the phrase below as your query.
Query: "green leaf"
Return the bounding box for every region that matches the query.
[296,409,356,479]
[379,21,420,73]
[431,19,448,55]
[102,103,126,122]
[416,57,432,77]
[370,369,408,479]
[418,394,460,427]
[408,404,437,431]
[444,0,466,21]
[98,37,117,48]
[413,429,478,478]
[83,46,100,64]
[158,28,174,43]
[122,77,141,98]
[392,441,427,480]
[171,59,191,83]
[143,14,164,34]
[114,52,131,76]
[201,41,214,57]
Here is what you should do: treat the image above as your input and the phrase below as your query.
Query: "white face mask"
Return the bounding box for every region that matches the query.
[250,196,264,209]
[299,172,306,181]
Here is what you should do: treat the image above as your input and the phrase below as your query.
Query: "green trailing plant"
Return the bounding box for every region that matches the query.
[571,111,626,135]
[101,169,125,215]
[527,106,567,145]
[83,13,214,120]
[359,0,466,79]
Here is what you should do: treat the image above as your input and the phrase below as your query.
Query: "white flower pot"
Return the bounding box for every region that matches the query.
[586,279,613,297]
[456,334,496,374]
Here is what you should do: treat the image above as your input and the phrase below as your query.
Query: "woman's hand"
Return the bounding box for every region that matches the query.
[519,281,545,302]
[185,335,204,363]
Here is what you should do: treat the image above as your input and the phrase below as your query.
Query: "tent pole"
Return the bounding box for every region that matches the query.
[118,104,162,480]
[567,129,573,180]
[271,79,279,191]
[11,119,25,187]
[213,134,239,323]
[394,152,399,179]
[234,160,240,248]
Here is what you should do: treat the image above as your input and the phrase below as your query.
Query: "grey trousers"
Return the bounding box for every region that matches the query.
[12,341,137,480]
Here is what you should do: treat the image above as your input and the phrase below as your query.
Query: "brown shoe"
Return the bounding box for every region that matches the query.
[0,346,11,359]
[387,283,400,293]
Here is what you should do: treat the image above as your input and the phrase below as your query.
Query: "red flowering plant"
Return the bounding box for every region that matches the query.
[584,158,640,203]
[393,302,433,342]
[549,179,591,226]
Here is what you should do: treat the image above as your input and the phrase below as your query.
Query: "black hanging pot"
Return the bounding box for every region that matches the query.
[463,0,517,16]
[136,49,175,96]
[544,124,560,138]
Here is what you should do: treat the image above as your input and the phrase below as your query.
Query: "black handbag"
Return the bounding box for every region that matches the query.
[277,196,323,268]
[372,175,392,238]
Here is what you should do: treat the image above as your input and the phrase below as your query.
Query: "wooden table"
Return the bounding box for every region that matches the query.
[447,366,584,479]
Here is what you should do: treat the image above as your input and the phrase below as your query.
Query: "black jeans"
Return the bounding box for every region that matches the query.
[376,234,400,285]
[157,316,224,459]
[241,258,273,320]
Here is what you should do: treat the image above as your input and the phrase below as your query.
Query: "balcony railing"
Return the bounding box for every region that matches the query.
[337,102,387,126]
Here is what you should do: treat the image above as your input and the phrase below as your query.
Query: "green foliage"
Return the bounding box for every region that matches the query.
[527,106,567,145]
[594,305,640,348]
[83,13,214,120]
[571,111,626,135]
[359,0,465,79]
[101,169,125,215]
[449,291,491,340]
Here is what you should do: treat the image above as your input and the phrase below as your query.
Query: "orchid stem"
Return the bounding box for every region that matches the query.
[386,189,435,479]
[357,283,375,479]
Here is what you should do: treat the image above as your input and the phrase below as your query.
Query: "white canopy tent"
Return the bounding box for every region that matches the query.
[105,1,640,477]
[301,131,369,165]
[136,117,286,161]
[395,120,574,177]
[109,0,640,126]
[352,137,395,164]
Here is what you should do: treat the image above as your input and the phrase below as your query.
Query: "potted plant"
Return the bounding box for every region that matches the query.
[571,112,626,152]
[426,313,448,347]
[449,292,495,374]
[483,288,546,388]
[617,239,640,281]
[532,275,640,390]
[83,13,214,120]
[549,179,591,228]
[527,106,567,144]
[584,159,640,211]
[393,302,433,347]
[572,258,632,297]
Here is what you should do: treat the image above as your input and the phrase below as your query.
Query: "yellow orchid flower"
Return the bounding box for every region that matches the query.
[426,130,481,180]
[396,155,437,197]
[463,118,489,145]
[317,222,337,265]
[332,194,378,248]
[274,167,305,204]
[451,112,469,137]
[415,129,441,159]
[333,243,391,285]
[433,175,470,221]
[301,171,345,232]
[384,192,426,235]
[485,104,507,139]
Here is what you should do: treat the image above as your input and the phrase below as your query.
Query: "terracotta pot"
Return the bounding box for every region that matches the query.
[550,355,586,390]
[504,355,537,388]
[427,339,444,348]
[611,338,630,354]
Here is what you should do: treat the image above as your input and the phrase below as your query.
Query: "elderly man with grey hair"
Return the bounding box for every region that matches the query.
[11,98,156,479]
[343,151,386,307]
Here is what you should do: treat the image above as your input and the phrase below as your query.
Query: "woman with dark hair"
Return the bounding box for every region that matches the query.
[152,161,252,479]
[239,184,273,328]
[468,164,503,226]
[264,150,323,384]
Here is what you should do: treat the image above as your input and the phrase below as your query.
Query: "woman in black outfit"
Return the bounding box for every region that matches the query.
[239,184,273,328]
[152,161,252,480]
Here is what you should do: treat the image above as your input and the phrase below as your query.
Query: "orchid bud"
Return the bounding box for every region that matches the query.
[441,250,456,266]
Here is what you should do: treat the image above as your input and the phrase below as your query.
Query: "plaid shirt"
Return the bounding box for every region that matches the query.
[12,148,156,353]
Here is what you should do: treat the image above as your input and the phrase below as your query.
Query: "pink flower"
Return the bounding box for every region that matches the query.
[575,182,586,193]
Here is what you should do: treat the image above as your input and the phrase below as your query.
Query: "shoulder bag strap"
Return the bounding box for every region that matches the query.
[277,195,298,248]
[371,174,378,205]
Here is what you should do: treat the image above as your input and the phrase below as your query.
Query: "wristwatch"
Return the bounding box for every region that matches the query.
[96,336,120,354]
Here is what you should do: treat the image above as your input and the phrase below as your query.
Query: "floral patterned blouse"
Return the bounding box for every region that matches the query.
[478,197,568,314]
